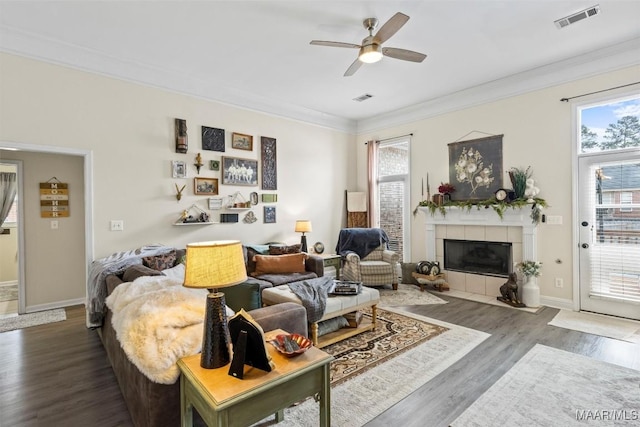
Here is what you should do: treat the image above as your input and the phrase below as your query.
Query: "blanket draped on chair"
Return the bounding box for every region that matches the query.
[288,276,334,323]
[335,228,390,259]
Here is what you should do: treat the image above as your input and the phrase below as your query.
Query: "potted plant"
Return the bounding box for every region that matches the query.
[438,182,456,203]
[517,260,542,308]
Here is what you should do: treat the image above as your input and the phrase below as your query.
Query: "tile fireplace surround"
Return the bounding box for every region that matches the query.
[418,206,538,298]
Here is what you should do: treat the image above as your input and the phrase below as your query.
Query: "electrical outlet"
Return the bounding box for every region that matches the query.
[555,278,563,288]
[546,215,563,225]
[110,220,124,231]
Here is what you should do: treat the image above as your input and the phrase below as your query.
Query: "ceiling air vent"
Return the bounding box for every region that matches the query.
[353,93,374,102]
[554,5,600,29]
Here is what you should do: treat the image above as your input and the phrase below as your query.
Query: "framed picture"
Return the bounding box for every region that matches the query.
[172,160,187,178]
[210,160,220,171]
[194,177,219,195]
[261,136,277,190]
[448,134,503,201]
[221,156,258,186]
[232,133,253,151]
[202,126,225,152]
[264,206,276,223]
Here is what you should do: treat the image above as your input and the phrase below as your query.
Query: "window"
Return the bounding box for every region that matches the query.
[620,192,633,212]
[376,137,410,262]
[2,195,17,227]
[579,95,640,154]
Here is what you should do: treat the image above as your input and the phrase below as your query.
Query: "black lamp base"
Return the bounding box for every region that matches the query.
[300,234,308,253]
[201,292,230,369]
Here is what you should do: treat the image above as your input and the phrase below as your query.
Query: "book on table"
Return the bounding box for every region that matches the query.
[330,280,362,295]
[343,310,363,327]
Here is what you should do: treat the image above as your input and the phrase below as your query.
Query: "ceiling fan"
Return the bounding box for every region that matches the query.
[310,12,427,77]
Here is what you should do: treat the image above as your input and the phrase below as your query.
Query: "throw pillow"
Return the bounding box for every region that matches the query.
[268,244,302,255]
[142,250,177,271]
[122,264,164,282]
[252,253,308,276]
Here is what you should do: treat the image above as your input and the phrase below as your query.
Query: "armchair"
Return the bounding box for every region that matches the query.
[336,228,399,290]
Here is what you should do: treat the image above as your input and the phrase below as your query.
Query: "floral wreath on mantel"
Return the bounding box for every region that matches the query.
[414,166,548,224]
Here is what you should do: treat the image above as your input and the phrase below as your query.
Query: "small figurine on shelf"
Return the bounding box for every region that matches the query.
[524,178,540,202]
[194,153,204,174]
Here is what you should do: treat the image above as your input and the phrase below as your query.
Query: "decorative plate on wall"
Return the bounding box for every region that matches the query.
[313,242,325,254]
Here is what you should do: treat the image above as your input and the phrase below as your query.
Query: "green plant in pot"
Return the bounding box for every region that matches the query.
[517,260,542,279]
[509,166,532,200]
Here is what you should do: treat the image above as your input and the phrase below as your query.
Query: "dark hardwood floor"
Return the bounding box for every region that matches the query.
[1,297,638,427]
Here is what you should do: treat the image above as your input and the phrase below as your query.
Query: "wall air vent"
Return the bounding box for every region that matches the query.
[353,93,374,102]
[554,5,600,29]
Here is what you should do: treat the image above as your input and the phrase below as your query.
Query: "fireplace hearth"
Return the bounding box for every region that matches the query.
[444,239,513,277]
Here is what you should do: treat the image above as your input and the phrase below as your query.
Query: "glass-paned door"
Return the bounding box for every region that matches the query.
[578,155,640,320]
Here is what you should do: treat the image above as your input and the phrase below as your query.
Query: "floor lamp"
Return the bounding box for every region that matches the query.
[295,220,312,253]
[183,240,247,369]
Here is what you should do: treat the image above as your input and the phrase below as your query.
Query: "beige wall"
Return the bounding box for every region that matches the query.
[0,53,356,310]
[0,163,18,282]
[356,65,640,305]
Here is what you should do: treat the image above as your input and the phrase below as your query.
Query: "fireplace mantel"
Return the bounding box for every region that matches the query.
[418,206,538,263]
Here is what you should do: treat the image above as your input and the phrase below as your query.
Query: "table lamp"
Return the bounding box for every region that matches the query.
[183,240,247,369]
[295,220,312,253]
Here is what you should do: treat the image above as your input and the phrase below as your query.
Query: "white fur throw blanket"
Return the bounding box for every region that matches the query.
[105,275,209,384]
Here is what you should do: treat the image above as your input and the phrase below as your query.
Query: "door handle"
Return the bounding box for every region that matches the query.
[581,243,589,249]
[581,221,589,227]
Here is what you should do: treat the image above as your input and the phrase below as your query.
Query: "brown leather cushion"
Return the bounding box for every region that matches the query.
[252,253,308,276]
[122,264,164,282]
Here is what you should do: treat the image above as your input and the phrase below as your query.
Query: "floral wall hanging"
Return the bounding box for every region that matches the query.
[448,134,503,201]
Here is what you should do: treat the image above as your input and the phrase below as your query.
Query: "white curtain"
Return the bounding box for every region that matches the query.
[367,140,378,228]
[0,172,17,230]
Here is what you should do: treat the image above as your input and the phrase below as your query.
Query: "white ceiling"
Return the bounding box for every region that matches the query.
[1,1,639,133]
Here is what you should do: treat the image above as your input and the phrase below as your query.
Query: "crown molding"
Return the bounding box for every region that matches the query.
[0,25,357,134]
[356,38,640,134]
[2,24,638,137]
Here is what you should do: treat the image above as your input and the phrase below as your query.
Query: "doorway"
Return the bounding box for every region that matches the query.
[576,94,640,321]
[0,161,19,315]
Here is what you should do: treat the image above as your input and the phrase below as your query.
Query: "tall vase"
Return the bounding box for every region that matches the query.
[521,276,540,308]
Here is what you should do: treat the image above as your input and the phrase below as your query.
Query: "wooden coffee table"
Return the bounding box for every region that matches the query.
[178,329,333,427]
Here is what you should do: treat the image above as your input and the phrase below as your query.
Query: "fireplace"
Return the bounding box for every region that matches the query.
[444,239,512,277]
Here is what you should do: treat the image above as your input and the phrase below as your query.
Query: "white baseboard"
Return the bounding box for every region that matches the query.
[26,297,85,313]
[0,280,18,287]
[540,295,574,311]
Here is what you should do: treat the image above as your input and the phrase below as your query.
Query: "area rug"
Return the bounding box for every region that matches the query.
[0,308,66,332]
[0,284,18,302]
[254,308,489,426]
[548,309,640,344]
[377,283,447,307]
[451,344,640,426]
[328,308,448,385]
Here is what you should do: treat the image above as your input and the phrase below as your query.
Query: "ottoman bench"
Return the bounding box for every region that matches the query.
[262,284,380,348]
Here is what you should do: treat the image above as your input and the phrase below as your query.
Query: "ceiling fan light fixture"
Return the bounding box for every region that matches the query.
[359,44,382,63]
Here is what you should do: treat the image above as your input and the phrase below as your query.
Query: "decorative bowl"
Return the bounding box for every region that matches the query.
[269,334,313,357]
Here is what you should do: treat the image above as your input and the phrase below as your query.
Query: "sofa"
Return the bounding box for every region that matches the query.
[241,243,324,296]
[98,249,310,427]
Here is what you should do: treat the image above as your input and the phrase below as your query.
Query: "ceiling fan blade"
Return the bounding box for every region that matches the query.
[344,58,363,76]
[310,40,361,49]
[373,12,409,44]
[382,47,426,63]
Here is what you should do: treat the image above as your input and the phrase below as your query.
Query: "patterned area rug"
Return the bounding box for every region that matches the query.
[328,308,448,386]
[377,283,448,308]
[451,344,640,426]
[0,309,66,332]
[0,284,18,302]
[253,308,489,426]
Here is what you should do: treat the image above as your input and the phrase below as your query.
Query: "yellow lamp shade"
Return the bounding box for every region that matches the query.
[183,240,247,289]
[295,220,312,233]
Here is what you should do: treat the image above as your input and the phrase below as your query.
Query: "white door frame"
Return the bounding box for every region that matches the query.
[0,141,93,315]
